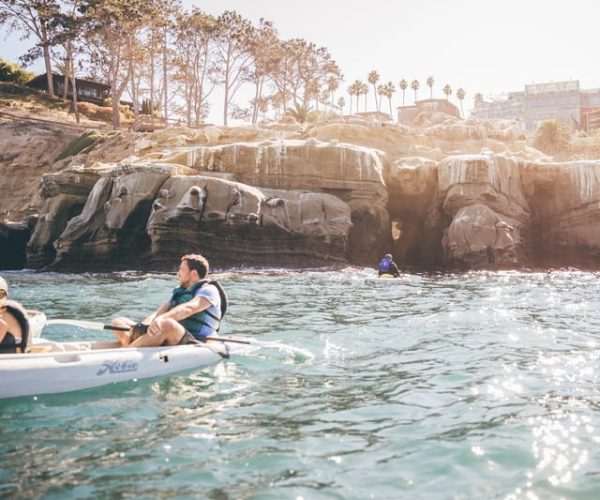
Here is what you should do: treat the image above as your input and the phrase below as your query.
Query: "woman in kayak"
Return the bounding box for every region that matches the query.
[112,254,225,348]
[0,276,30,353]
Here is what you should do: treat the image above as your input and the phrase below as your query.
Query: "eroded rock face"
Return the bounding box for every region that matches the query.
[26,169,101,267]
[386,153,600,270]
[522,160,600,268]
[147,176,353,268]
[31,163,354,271]
[0,122,79,220]
[52,164,181,270]
[168,138,389,265]
[5,117,600,272]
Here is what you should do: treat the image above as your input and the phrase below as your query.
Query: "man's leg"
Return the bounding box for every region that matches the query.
[129,318,185,348]
[112,317,136,346]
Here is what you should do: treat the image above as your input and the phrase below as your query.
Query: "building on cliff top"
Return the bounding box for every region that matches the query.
[28,73,110,106]
[471,80,600,134]
[396,98,461,125]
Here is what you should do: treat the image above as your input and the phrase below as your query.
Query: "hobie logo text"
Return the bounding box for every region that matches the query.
[97,360,139,376]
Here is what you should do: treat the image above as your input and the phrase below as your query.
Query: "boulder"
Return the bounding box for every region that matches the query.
[442,204,523,269]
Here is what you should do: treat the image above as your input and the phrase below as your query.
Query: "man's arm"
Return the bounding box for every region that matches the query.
[142,302,170,325]
[161,296,211,322]
[147,296,212,336]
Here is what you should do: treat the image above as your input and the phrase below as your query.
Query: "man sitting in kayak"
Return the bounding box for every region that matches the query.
[378,253,400,277]
[0,276,30,353]
[112,254,225,347]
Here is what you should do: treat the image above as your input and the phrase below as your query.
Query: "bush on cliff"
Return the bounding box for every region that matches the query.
[0,59,35,85]
[77,101,114,123]
[533,119,571,157]
[56,130,102,160]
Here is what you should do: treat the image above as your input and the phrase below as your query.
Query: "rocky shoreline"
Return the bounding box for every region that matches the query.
[2,113,600,273]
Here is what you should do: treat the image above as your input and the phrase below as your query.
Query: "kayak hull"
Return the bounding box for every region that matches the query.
[0,339,228,399]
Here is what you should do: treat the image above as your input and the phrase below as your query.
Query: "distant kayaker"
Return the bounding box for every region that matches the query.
[378,254,400,277]
[0,276,30,353]
[112,254,226,347]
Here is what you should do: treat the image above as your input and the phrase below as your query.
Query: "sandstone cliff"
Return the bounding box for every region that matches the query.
[2,113,600,272]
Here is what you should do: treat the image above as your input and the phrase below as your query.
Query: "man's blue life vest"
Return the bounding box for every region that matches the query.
[378,256,393,273]
[169,280,228,335]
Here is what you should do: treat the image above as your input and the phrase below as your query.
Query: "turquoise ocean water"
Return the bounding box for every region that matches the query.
[1,269,600,499]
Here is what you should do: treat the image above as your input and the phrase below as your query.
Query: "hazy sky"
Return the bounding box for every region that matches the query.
[2,0,599,123]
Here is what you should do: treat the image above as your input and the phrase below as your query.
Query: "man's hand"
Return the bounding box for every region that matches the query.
[148,317,163,337]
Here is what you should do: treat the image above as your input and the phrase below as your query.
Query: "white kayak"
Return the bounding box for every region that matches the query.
[0,337,231,399]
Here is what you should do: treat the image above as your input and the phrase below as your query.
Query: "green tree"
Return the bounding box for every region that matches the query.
[399,79,407,107]
[86,0,157,128]
[0,58,35,84]
[411,79,419,103]
[247,18,280,124]
[269,38,341,116]
[172,8,217,127]
[533,119,571,156]
[214,10,255,126]
[0,0,61,96]
[456,87,465,118]
[426,75,434,99]
[443,84,452,100]
[368,70,379,111]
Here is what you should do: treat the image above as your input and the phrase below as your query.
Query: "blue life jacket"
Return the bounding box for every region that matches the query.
[169,280,228,335]
[378,256,393,273]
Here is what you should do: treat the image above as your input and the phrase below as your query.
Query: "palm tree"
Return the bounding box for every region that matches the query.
[286,102,313,123]
[347,83,356,114]
[533,119,571,156]
[360,82,369,111]
[378,81,396,120]
[456,88,466,118]
[399,79,408,107]
[443,84,452,101]
[474,93,484,107]
[327,76,339,112]
[411,80,420,103]
[337,96,346,115]
[426,76,434,99]
[368,70,380,111]
[348,80,363,114]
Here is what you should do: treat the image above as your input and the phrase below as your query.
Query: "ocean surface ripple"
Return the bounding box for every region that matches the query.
[1,269,600,499]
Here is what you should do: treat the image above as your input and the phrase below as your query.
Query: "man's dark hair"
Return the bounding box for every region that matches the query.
[182,254,209,279]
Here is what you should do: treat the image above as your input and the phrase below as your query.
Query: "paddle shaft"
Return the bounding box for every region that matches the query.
[46,319,251,344]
